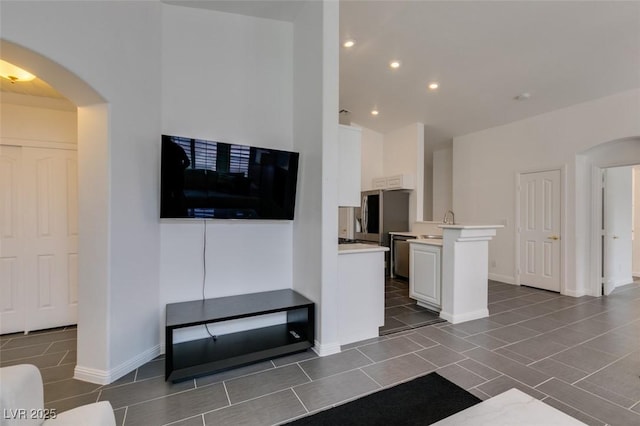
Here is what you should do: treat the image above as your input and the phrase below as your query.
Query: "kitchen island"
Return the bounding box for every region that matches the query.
[338,243,389,345]
[399,225,503,324]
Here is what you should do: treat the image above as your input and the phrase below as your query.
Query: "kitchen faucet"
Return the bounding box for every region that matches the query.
[443,210,455,225]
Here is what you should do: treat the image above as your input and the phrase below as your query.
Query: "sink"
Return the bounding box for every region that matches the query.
[418,235,443,239]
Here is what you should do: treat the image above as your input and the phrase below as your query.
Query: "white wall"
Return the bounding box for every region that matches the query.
[453,89,640,295]
[0,101,76,144]
[292,0,341,356]
[358,124,384,191]
[384,123,425,224]
[633,166,640,276]
[2,0,339,380]
[432,145,453,221]
[159,4,295,345]
[2,0,162,382]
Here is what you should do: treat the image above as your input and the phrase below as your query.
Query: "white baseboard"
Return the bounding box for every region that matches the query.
[488,273,516,285]
[312,340,341,357]
[74,365,110,385]
[74,344,161,385]
[563,289,588,297]
[439,308,489,325]
[611,276,634,288]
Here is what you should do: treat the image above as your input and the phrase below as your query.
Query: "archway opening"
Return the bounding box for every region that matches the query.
[1,39,111,381]
[577,137,640,296]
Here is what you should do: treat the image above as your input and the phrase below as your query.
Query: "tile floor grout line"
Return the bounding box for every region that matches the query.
[453,360,497,382]
[518,323,635,374]
[222,380,231,406]
[354,347,377,364]
[56,350,68,367]
[161,413,206,426]
[573,380,639,410]
[357,366,384,388]
[540,396,609,426]
[103,381,209,411]
[291,387,311,414]
[297,362,314,382]
[117,406,127,426]
[450,354,549,392]
[543,376,640,415]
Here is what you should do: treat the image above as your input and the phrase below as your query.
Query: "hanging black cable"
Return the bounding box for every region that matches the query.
[202,219,217,340]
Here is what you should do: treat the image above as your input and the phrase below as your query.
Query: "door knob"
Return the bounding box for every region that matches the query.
[612,236,619,239]
[547,235,560,240]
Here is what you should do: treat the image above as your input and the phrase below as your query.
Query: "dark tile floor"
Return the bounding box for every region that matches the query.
[381,277,445,335]
[2,280,640,426]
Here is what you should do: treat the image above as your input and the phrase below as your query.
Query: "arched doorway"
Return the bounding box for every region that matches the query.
[1,39,111,382]
[578,137,640,296]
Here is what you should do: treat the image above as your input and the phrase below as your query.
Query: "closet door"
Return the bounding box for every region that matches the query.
[22,147,78,332]
[0,145,24,334]
[0,145,78,334]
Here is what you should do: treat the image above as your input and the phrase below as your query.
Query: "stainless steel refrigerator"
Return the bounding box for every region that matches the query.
[355,190,410,248]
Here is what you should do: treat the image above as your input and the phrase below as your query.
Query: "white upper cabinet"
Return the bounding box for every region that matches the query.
[372,174,415,190]
[338,125,362,207]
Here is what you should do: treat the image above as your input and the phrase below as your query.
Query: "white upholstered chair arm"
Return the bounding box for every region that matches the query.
[1,364,115,426]
[0,364,44,426]
[43,401,115,426]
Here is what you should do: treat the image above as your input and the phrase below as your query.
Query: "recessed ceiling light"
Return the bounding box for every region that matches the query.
[515,92,531,100]
[371,109,379,116]
[390,61,400,69]
[343,40,355,48]
[428,82,439,90]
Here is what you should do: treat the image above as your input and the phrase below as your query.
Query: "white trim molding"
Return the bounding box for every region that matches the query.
[488,273,516,285]
[312,340,341,357]
[74,345,161,385]
[440,308,489,324]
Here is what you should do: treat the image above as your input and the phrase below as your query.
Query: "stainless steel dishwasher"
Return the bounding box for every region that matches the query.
[392,235,415,279]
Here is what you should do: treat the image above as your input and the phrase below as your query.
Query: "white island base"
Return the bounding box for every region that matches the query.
[439,225,503,324]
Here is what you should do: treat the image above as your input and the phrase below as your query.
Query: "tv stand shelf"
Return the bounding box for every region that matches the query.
[165,289,315,382]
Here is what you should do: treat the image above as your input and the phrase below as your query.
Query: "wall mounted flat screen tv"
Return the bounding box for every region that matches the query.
[161,135,299,220]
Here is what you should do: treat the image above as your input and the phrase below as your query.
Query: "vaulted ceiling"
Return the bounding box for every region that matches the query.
[3,1,639,140]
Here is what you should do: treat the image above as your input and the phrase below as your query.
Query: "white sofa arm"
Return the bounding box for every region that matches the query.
[0,364,44,426]
[1,365,115,426]
[43,401,116,426]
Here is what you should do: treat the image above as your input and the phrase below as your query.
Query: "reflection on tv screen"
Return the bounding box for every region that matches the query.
[161,135,299,220]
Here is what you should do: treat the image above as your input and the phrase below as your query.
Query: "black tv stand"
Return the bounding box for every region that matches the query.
[165,289,315,382]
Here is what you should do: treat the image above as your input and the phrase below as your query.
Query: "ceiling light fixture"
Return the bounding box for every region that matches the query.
[390,61,400,69]
[343,40,355,48]
[0,59,36,83]
[428,82,439,90]
[371,109,379,116]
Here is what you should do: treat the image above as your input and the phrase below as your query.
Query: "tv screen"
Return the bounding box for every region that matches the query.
[161,135,299,220]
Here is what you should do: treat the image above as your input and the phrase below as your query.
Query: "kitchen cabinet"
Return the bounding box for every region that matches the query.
[372,174,414,190]
[338,125,362,207]
[409,242,442,310]
[338,244,388,345]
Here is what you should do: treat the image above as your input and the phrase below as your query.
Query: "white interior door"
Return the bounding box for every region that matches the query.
[519,170,561,292]
[602,167,633,295]
[0,145,78,334]
[1,146,25,333]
